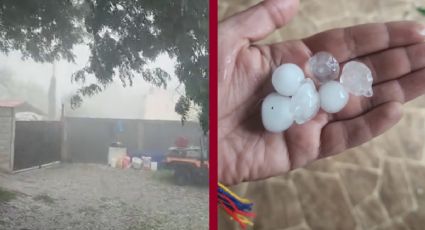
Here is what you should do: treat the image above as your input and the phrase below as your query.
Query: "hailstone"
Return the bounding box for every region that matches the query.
[319,81,349,113]
[340,61,373,97]
[307,51,340,84]
[290,78,320,124]
[272,63,305,97]
[261,93,294,132]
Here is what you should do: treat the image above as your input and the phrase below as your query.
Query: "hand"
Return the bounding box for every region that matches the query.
[218,0,425,185]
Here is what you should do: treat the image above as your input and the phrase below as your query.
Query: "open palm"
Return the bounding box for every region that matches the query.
[218,0,425,185]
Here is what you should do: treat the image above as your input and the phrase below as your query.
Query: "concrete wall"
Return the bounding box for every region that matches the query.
[0,107,13,172]
[66,117,203,163]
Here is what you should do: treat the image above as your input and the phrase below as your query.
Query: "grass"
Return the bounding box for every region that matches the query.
[33,194,55,204]
[0,187,16,203]
[150,169,209,187]
[150,169,174,184]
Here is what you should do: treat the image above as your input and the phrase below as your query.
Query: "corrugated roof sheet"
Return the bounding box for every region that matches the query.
[0,100,44,115]
[0,100,25,108]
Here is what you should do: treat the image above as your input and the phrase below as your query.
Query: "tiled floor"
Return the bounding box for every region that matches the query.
[218,0,425,229]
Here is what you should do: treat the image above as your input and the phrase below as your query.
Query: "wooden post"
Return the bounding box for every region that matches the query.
[10,107,15,172]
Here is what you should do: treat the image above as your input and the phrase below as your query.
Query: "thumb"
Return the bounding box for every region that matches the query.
[223,0,299,43]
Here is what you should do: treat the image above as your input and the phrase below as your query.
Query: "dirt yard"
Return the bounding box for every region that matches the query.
[0,163,208,230]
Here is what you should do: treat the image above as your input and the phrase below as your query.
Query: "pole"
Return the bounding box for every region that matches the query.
[60,103,69,162]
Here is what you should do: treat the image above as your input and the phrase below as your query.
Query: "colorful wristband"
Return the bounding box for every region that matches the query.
[218,183,255,229]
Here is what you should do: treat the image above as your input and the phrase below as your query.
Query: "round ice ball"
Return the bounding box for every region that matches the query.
[319,81,349,113]
[272,63,305,97]
[290,78,320,124]
[340,61,373,97]
[308,51,340,84]
[261,93,294,132]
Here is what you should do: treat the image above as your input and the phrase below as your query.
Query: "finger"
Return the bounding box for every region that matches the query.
[303,21,425,62]
[371,68,425,106]
[330,42,425,121]
[222,0,299,43]
[334,68,425,120]
[359,42,425,85]
[320,101,403,158]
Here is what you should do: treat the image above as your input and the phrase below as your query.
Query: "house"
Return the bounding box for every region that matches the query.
[0,100,45,121]
[0,100,44,115]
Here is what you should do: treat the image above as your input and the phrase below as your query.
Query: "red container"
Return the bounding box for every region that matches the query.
[175,136,189,148]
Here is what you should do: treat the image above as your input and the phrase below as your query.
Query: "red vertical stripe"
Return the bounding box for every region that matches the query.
[209,0,218,229]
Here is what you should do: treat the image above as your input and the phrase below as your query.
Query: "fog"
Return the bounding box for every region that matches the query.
[0,44,198,121]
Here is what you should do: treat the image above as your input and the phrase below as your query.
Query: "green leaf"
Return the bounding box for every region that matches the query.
[175,96,191,125]
[0,0,209,133]
[417,7,425,16]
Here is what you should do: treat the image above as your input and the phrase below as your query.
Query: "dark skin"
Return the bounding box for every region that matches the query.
[218,0,425,185]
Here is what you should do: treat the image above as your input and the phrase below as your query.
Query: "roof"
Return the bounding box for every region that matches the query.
[0,100,25,108]
[0,100,45,115]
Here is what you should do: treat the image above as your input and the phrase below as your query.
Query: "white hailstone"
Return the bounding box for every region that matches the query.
[272,63,305,97]
[307,51,340,84]
[261,93,294,132]
[290,78,320,124]
[340,61,373,97]
[319,81,349,113]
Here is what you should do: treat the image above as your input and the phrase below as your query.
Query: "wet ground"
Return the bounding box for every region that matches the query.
[0,163,208,230]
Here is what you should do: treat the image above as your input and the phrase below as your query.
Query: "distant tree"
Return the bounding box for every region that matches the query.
[0,0,209,133]
[0,68,47,112]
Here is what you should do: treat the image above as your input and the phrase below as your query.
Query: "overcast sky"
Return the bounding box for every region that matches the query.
[0,44,196,121]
